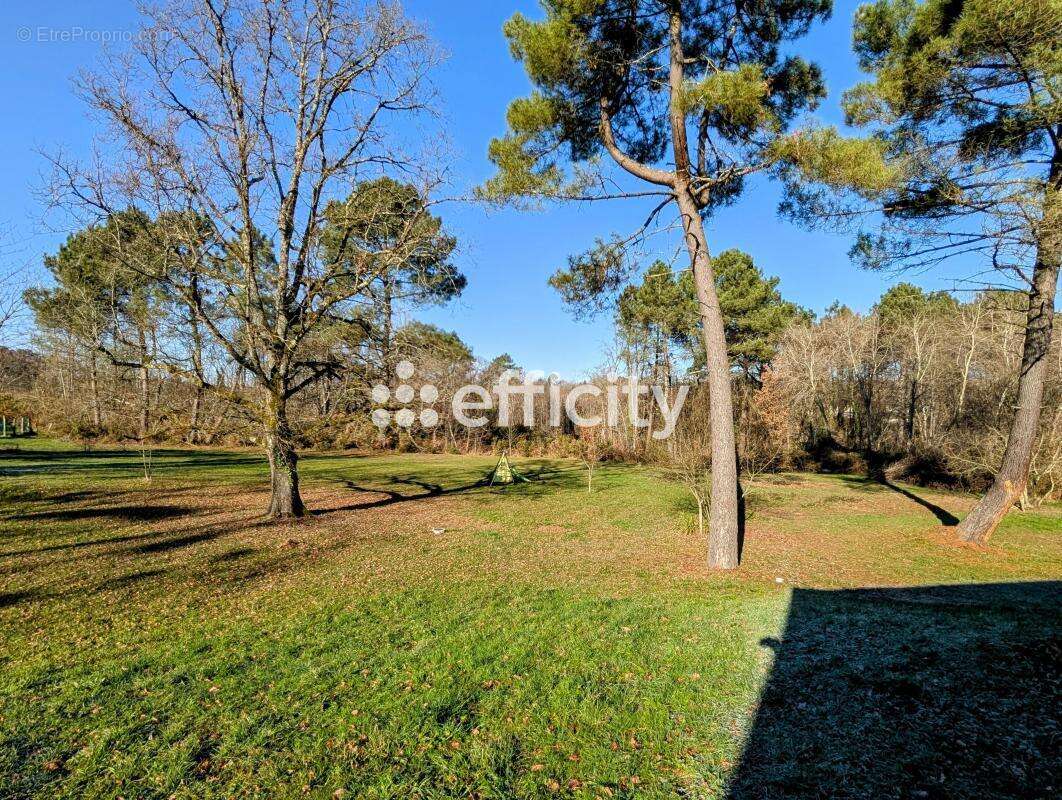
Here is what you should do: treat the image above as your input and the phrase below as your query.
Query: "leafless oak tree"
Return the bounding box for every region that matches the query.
[47,0,447,517]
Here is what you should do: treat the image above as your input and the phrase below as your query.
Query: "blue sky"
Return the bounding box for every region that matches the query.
[1,0,976,376]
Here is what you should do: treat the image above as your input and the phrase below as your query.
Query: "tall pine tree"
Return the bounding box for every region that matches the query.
[483,0,837,568]
[792,0,1060,542]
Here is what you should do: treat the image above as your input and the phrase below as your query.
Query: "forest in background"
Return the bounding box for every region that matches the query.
[4,237,1059,508]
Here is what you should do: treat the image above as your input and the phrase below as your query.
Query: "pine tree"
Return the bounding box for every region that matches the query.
[796,0,1061,542]
[483,0,837,568]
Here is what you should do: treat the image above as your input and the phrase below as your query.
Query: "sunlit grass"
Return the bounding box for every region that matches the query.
[1,439,1058,798]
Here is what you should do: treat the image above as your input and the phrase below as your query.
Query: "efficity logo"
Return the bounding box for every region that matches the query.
[371,361,440,429]
[371,363,688,439]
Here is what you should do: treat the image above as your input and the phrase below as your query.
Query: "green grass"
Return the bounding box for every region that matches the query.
[1,439,1059,798]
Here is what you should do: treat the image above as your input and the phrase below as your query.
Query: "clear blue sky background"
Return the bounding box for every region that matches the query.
[1,0,977,376]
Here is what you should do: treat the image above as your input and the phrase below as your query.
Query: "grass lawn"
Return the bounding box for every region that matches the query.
[1,439,1059,799]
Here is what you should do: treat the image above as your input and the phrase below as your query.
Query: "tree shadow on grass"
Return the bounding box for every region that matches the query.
[0,590,34,609]
[1,530,186,559]
[0,569,173,609]
[878,479,960,526]
[93,568,169,591]
[726,581,1061,799]
[2,506,275,561]
[319,476,488,513]
[212,547,258,562]
[839,474,960,526]
[133,531,225,554]
[317,460,587,514]
[14,505,196,524]
[0,447,264,476]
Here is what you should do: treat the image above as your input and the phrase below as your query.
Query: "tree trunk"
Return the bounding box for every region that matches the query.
[189,386,203,445]
[88,351,102,428]
[956,254,1058,543]
[265,395,306,519]
[138,364,150,441]
[382,280,395,382]
[188,313,205,445]
[953,304,981,425]
[663,7,739,569]
[135,326,151,441]
[676,189,741,569]
[905,378,917,444]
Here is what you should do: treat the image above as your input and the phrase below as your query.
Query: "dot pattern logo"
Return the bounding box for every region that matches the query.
[371,361,439,429]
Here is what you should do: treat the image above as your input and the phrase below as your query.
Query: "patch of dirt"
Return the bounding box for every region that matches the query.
[924,526,1005,555]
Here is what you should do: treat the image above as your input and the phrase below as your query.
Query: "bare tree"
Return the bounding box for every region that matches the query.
[668,401,713,539]
[577,426,606,494]
[48,0,447,517]
[0,227,29,344]
[0,269,24,345]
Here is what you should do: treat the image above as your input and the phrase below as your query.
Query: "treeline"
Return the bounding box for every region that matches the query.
[588,265,1062,507]
[771,291,1061,504]
[10,252,1060,507]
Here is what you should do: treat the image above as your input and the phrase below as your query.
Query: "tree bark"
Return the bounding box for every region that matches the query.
[667,10,740,569]
[956,253,1058,543]
[135,326,151,441]
[189,386,203,445]
[188,313,204,445]
[265,394,306,519]
[905,377,917,444]
[138,365,150,441]
[88,351,102,428]
[677,191,742,569]
[383,280,395,382]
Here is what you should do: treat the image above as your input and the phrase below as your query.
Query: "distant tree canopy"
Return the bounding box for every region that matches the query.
[563,250,804,379]
[0,348,40,396]
[322,178,463,309]
[706,250,809,378]
[321,178,465,381]
[26,210,158,353]
[876,283,958,330]
[394,322,474,369]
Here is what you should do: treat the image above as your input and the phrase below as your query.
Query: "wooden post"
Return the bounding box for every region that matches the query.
[1,417,7,438]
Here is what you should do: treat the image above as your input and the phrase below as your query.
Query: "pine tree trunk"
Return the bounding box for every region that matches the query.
[659,7,739,570]
[382,281,395,382]
[956,253,1058,543]
[676,189,741,569]
[265,394,305,519]
[188,314,204,445]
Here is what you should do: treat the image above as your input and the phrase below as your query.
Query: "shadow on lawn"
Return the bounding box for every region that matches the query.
[15,504,195,523]
[726,581,1062,799]
[839,474,961,526]
[319,477,488,513]
[877,479,960,526]
[318,461,585,513]
[0,447,264,476]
